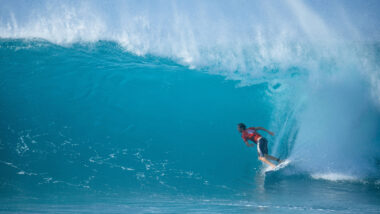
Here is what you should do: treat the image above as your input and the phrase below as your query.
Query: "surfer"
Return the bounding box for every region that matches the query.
[237,123,281,168]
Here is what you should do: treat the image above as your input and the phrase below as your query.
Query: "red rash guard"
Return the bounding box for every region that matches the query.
[241,127,262,144]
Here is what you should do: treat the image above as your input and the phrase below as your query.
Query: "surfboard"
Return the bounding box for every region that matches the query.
[264,159,291,174]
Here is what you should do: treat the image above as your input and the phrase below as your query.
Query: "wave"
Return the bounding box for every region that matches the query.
[0,0,380,191]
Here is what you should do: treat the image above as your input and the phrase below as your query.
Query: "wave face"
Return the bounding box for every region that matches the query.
[0,40,278,194]
[0,0,380,208]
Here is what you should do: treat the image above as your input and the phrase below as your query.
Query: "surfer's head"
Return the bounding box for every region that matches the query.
[237,123,246,132]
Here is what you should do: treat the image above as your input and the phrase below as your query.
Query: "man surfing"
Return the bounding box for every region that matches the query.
[237,123,281,168]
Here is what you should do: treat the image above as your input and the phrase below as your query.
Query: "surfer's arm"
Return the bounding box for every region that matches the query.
[255,127,275,136]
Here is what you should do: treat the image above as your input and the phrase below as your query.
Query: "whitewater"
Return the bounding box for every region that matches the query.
[0,0,380,213]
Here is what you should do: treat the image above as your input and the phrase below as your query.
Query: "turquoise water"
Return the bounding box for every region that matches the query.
[1,0,380,213]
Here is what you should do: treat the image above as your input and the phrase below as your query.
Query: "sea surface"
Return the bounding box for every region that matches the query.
[1,0,380,213]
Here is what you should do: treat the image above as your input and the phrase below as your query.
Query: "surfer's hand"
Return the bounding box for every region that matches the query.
[270,132,275,136]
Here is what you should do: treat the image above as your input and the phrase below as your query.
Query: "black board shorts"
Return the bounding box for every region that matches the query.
[257,138,268,157]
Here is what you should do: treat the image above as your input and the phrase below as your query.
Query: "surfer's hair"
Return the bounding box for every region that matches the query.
[238,123,246,130]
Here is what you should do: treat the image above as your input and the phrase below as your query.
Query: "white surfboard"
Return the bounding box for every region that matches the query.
[264,159,291,173]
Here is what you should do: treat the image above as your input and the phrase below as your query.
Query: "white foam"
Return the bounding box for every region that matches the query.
[311,173,359,182]
[0,1,376,76]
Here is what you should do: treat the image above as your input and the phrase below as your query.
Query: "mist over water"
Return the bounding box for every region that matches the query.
[1,0,380,212]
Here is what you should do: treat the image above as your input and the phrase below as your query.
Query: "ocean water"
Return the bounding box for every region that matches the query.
[1,0,380,213]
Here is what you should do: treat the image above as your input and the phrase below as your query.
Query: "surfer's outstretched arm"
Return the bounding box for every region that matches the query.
[254,127,275,136]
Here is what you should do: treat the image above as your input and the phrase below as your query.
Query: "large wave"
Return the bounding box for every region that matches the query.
[1,0,380,184]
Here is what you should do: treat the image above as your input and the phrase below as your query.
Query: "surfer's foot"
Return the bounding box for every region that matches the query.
[277,158,283,163]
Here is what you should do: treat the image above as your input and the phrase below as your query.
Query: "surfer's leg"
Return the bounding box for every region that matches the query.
[257,138,275,168]
[259,156,276,168]
[265,154,281,162]
[259,138,281,163]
